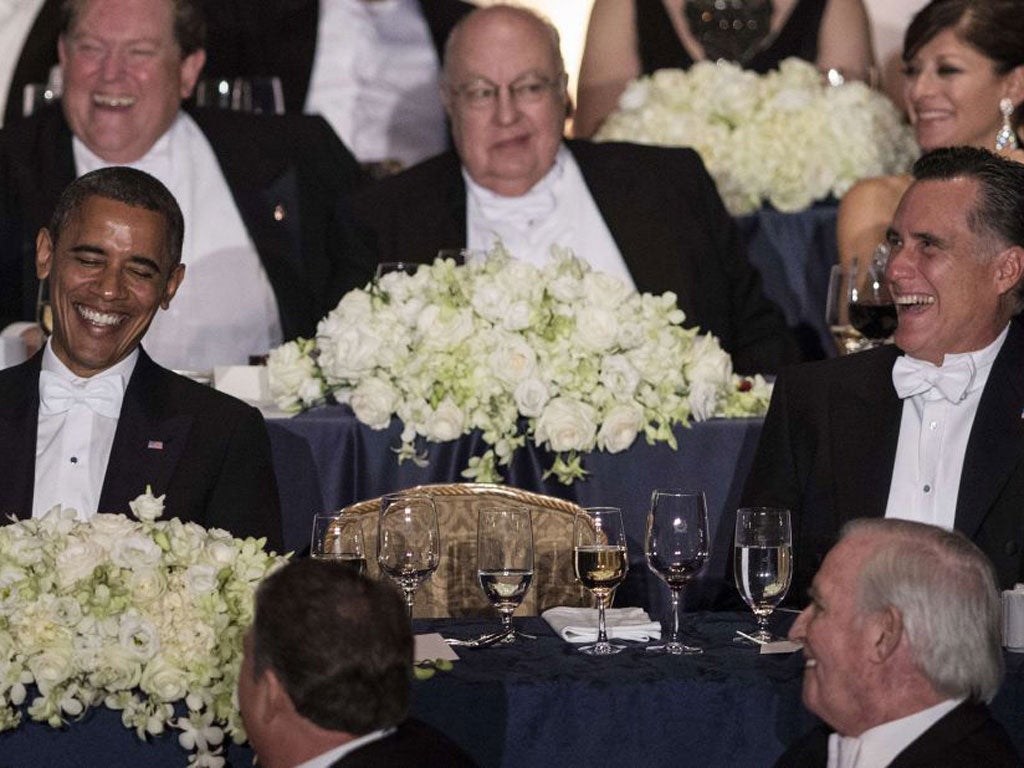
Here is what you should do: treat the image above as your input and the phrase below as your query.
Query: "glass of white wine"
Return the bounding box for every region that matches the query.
[378,495,440,620]
[573,507,629,656]
[310,514,366,575]
[645,489,709,655]
[476,505,534,644]
[734,507,793,644]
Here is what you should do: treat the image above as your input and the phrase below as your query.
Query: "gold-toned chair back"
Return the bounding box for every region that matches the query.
[340,483,593,618]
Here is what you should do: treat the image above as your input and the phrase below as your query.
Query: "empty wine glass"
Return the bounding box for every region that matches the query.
[476,505,534,644]
[734,507,793,644]
[310,514,366,575]
[573,507,629,656]
[645,489,709,655]
[825,264,867,355]
[378,495,440,619]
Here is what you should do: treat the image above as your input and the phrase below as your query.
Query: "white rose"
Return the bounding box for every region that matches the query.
[684,334,733,387]
[417,306,475,351]
[318,323,380,380]
[139,657,188,703]
[423,399,465,442]
[128,487,165,523]
[597,403,644,453]
[184,564,219,596]
[470,278,511,322]
[267,341,316,400]
[689,380,721,421]
[110,534,162,570]
[88,514,142,550]
[55,537,106,588]
[118,611,160,662]
[203,535,238,567]
[514,378,549,417]
[350,377,399,430]
[582,271,632,309]
[128,568,168,605]
[574,306,619,352]
[88,645,142,691]
[599,354,641,399]
[489,334,537,385]
[501,300,533,331]
[27,648,74,695]
[535,397,598,452]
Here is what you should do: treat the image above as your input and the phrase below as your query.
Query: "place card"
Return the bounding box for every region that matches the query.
[414,633,460,663]
[759,639,802,655]
[213,365,269,404]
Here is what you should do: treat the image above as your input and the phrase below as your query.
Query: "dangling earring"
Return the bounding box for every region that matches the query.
[995,97,1019,151]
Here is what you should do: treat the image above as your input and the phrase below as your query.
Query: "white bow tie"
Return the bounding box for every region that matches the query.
[39,370,125,419]
[891,355,976,404]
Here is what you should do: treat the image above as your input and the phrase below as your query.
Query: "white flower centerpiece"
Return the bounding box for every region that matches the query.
[268,246,771,485]
[595,57,919,215]
[0,489,286,767]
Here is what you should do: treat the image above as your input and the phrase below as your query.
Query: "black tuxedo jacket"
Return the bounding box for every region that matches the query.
[330,719,476,768]
[0,348,284,551]
[775,701,1021,767]
[347,140,798,375]
[0,106,373,339]
[201,0,475,114]
[742,320,1024,602]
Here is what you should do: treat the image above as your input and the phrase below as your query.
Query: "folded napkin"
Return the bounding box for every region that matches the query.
[542,606,661,643]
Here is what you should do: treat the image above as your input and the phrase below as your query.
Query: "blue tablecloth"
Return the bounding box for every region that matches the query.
[737,203,838,361]
[267,408,764,614]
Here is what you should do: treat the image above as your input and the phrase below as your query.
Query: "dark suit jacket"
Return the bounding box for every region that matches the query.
[2,0,62,127]
[331,719,477,768]
[347,140,798,375]
[741,320,1024,603]
[775,701,1022,767]
[0,106,373,339]
[201,0,476,114]
[0,348,284,551]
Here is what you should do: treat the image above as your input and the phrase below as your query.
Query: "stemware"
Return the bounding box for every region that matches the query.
[734,507,793,644]
[310,513,366,575]
[645,489,709,655]
[377,495,440,619]
[847,246,896,347]
[573,507,629,656]
[476,505,534,644]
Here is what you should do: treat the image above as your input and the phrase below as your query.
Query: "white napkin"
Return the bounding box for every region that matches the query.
[542,606,661,643]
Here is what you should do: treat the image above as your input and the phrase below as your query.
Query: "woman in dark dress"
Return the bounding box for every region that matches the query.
[575,0,875,138]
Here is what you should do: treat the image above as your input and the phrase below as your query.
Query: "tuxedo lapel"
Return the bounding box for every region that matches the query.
[0,355,42,520]
[566,140,695,314]
[956,321,1024,538]
[829,347,903,522]
[98,351,192,513]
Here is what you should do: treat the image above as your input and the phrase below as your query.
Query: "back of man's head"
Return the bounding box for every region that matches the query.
[48,166,185,266]
[843,518,1004,703]
[251,559,412,734]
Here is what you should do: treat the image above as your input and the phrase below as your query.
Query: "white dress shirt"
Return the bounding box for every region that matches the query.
[0,0,47,127]
[33,342,137,519]
[885,325,1008,529]
[305,0,447,167]
[293,727,394,768]
[74,112,283,372]
[465,144,636,288]
[826,698,963,768]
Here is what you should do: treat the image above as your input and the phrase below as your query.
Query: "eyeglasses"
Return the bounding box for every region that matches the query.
[448,73,565,111]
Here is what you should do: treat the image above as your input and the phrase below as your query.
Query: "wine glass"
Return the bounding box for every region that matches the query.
[377,495,440,619]
[825,264,867,355]
[573,507,629,656]
[476,505,534,644]
[310,513,366,574]
[645,489,709,655]
[848,246,896,347]
[734,507,793,644]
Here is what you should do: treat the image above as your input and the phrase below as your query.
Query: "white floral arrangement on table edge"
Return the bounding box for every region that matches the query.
[595,57,919,216]
[0,488,287,767]
[267,246,772,485]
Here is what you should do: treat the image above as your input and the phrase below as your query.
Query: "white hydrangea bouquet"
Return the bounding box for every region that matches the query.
[595,57,918,215]
[268,247,771,485]
[0,489,286,766]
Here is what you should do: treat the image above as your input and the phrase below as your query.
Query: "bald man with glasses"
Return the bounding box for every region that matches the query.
[349,3,798,376]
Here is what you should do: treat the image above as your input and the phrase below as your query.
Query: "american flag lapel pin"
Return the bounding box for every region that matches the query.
[147,440,164,451]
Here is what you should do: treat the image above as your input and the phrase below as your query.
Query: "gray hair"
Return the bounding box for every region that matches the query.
[441,3,566,82]
[842,518,1004,703]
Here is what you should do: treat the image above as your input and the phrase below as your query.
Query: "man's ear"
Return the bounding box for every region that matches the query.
[994,245,1024,298]
[869,606,904,663]
[36,228,55,280]
[160,263,185,310]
